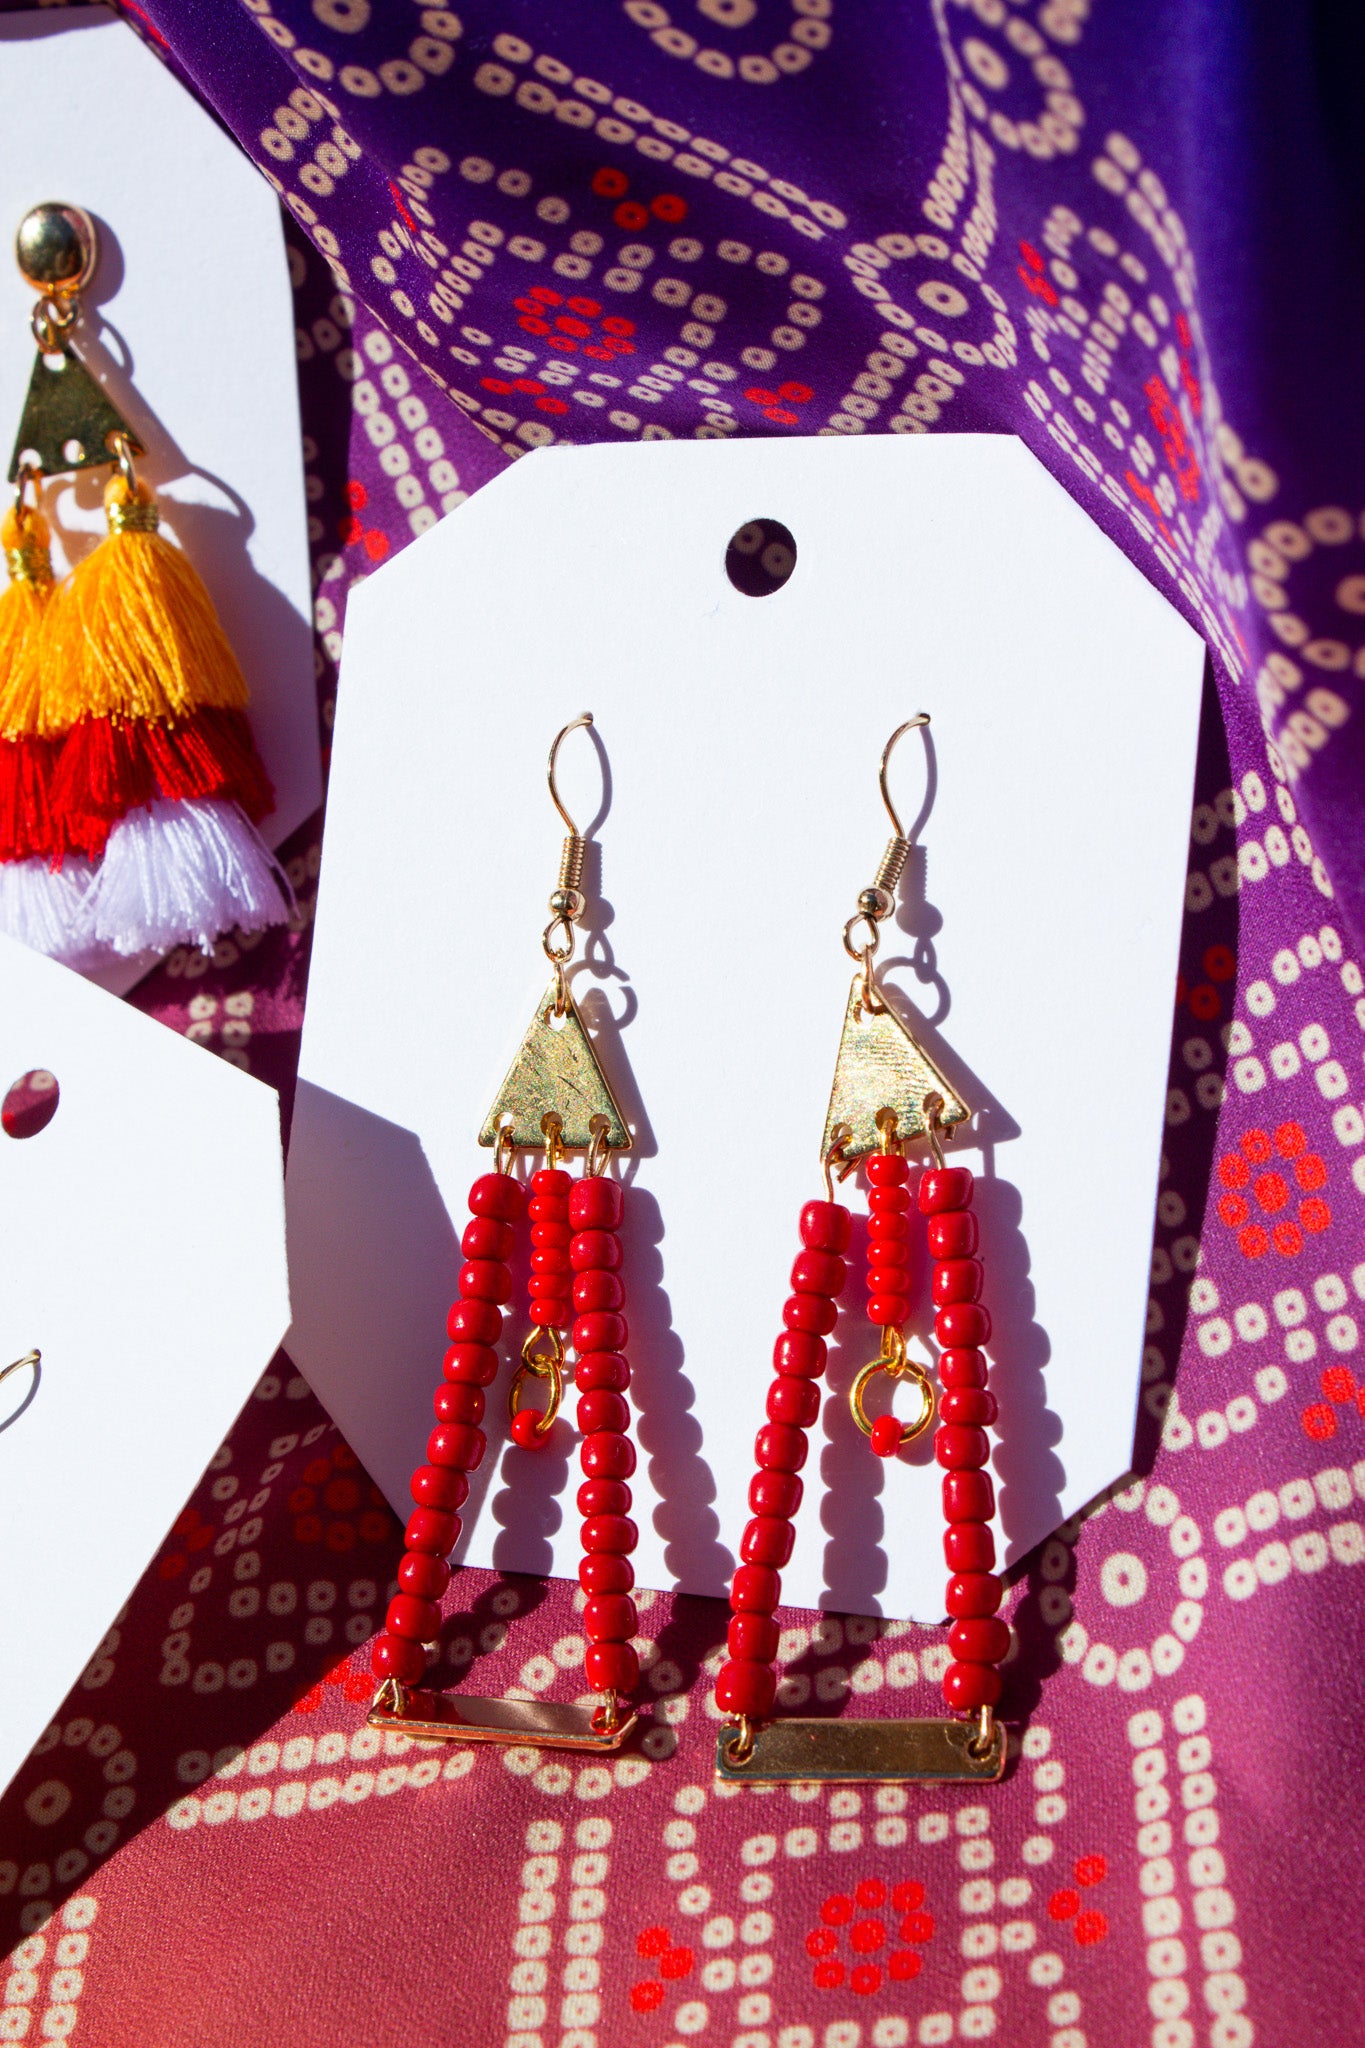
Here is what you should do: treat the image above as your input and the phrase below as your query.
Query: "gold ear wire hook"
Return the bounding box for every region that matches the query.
[878,712,930,841]
[543,712,595,1013]
[842,712,931,1000]
[547,711,593,839]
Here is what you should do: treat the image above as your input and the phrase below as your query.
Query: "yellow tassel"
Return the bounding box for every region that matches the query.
[49,473,250,731]
[0,502,56,741]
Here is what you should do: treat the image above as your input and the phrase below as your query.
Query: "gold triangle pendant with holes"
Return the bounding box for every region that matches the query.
[479,979,631,1154]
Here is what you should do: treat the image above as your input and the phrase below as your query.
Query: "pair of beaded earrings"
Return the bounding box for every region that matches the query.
[0,203,289,964]
[367,713,1007,1787]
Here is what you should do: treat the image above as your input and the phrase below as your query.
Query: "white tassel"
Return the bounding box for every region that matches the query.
[0,856,97,965]
[76,798,294,957]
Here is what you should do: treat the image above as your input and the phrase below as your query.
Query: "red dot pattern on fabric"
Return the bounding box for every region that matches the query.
[809,1879,935,1993]
[1217,1124,1332,1257]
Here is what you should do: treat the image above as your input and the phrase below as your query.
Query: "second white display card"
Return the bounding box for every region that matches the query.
[285,433,1203,1622]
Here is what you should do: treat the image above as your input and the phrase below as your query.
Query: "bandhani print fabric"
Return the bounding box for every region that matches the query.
[2,3,1365,2045]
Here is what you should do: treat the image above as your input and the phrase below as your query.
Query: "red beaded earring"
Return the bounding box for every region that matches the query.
[713,714,1008,1786]
[367,713,647,1755]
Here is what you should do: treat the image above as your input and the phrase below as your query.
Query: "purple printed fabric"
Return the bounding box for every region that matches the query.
[2,5,1363,2045]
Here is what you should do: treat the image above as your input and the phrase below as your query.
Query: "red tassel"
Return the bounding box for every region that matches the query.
[51,708,277,859]
[0,735,67,864]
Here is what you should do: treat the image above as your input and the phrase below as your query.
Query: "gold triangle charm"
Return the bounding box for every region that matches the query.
[8,343,144,483]
[821,976,970,1161]
[479,980,631,1151]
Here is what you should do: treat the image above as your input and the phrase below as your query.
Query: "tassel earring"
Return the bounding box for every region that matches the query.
[713,714,1010,1788]
[367,713,650,1757]
[0,464,91,957]
[8,201,291,960]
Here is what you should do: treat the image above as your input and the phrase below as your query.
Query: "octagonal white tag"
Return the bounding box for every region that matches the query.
[0,10,322,992]
[0,935,289,1800]
[285,433,1203,1621]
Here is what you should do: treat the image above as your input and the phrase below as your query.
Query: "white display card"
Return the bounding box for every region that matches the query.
[286,434,1203,1621]
[0,932,290,1802]
[0,10,321,990]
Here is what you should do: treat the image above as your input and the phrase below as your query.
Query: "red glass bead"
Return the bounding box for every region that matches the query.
[714,1659,776,1718]
[790,1248,846,1299]
[939,1346,988,1389]
[529,1299,572,1331]
[943,1470,995,1521]
[728,1611,779,1662]
[943,1659,1002,1711]
[783,1292,838,1337]
[570,1177,624,1230]
[580,1430,636,1480]
[428,1423,485,1471]
[730,1563,780,1613]
[574,1311,627,1354]
[870,1414,903,1458]
[800,1199,851,1253]
[577,1389,629,1435]
[571,1229,621,1272]
[398,1551,451,1600]
[584,1592,638,1642]
[749,1468,803,1518]
[509,1409,547,1451]
[580,1552,634,1594]
[460,1258,513,1304]
[945,1521,996,1572]
[446,1298,501,1347]
[581,1513,637,1555]
[927,1210,978,1259]
[740,1515,795,1567]
[868,1186,909,1216]
[575,1351,630,1391]
[767,1374,821,1428]
[936,1302,991,1348]
[867,1261,910,1294]
[405,1506,460,1554]
[530,1246,573,1279]
[755,1422,808,1472]
[530,1218,572,1249]
[461,1216,515,1262]
[434,1382,485,1427]
[949,1616,1009,1664]
[574,1270,624,1314]
[918,1167,974,1214]
[531,1167,572,1199]
[443,1341,499,1387]
[935,1424,990,1471]
[940,1387,997,1427]
[946,1571,1002,1618]
[866,1152,910,1185]
[932,1257,982,1307]
[868,1209,910,1244]
[371,1633,425,1684]
[585,1640,638,1693]
[578,1478,632,1517]
[412,1463,468,1512]
[386,1592,440,1642]
[868,1292,911,1328]
[773,1330,826,1379]
[470,1173,526,1222]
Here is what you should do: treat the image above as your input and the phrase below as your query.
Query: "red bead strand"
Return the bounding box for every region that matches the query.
[921,1163,1005,1716]
[865,1151,912,1329]
[570,1173,642,1701]
[714,1199,848,1724]
[371,1172,527,1688]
